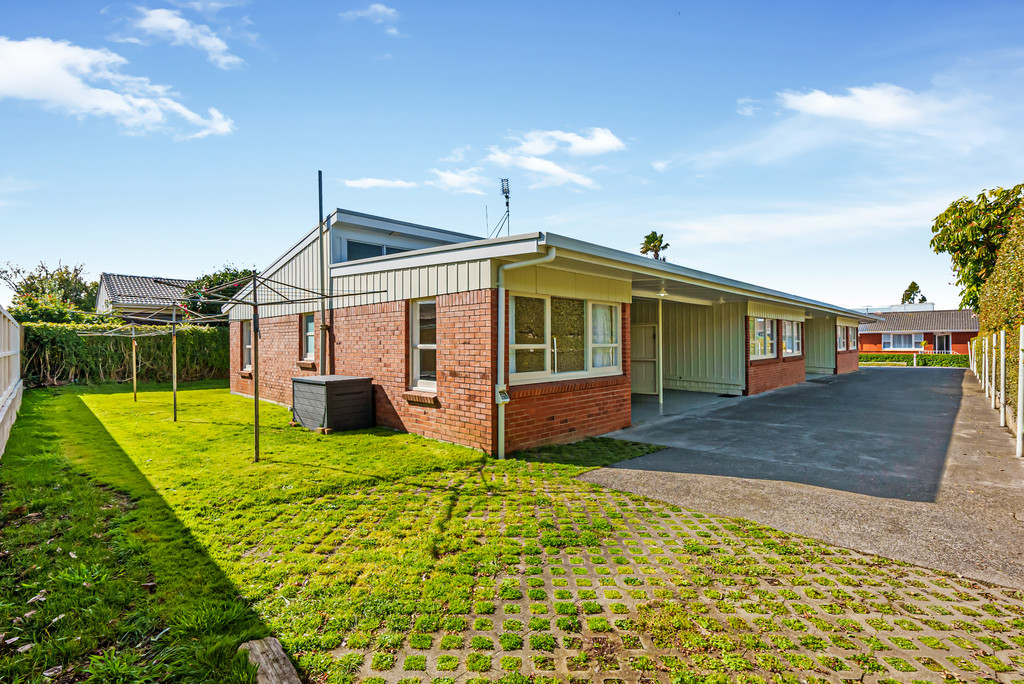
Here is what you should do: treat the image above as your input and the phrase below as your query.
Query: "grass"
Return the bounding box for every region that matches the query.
[3,381,1024,684]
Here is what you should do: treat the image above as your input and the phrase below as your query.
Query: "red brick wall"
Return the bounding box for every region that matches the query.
[230,312,324,405]
[744,317,806,395]
[504,302,632,451]
[231,292,633,455]
[859,331,973,356]
[836,349,859,374]
[951,332,973,355]
[860,332,882,352]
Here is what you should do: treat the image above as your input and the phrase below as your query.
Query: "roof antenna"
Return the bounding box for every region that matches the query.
[501,178,510,237]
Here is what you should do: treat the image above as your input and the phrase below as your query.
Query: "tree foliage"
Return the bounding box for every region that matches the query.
[900,281,926,304]
[0,261,99,319]
[181,264,257,319]
[930,184,1024,310]
[977,210,1024,415]
[640,231,669,261]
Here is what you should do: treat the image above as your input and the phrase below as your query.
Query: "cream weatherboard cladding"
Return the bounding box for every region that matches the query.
[501,265,631,302]
[747,301,805,322]
[662,301,746,395]
[331,260,492,307]
[228,235,324,321]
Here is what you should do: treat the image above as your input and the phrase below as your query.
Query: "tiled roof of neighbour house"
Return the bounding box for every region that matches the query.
[100,273,192,307]
[859,309,979,333]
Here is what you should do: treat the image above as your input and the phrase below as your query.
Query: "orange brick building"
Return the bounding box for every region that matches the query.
[858,309,978,355]
[227,210,875,456]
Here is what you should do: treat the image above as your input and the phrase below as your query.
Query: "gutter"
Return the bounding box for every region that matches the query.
[495,245,557,459]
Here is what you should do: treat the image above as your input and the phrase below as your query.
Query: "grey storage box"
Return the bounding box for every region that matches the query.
[291,375,374,432]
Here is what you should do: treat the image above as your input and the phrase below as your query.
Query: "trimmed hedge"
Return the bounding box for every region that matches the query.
[22,322,228,386]
[978,209,1023,415]
[859,353,970,368]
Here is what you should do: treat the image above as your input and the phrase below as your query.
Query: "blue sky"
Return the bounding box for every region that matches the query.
[2,1,1024,310]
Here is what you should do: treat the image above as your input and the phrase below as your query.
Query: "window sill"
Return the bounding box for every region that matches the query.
[509,368,622,386]
[403,390,440,407]
[296,360,317,370]
[749,356,779,366]
[509,374,628,398]
[782,354,805,362]
[238,369,253,379]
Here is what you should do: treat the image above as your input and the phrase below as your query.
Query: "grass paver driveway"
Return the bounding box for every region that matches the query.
[2,382,1023,683]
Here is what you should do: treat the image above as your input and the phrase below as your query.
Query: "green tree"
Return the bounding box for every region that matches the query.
[9,292,103,323]
[930,183,1024,310]
[181,264,258,319]
[640,231,670,261]
[0,261,99,312]
[900,281,926,304]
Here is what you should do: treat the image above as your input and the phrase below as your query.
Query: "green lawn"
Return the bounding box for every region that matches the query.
[2,382,1023,684]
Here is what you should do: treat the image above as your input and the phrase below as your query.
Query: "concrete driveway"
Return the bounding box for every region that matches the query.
[585,368,1024,588]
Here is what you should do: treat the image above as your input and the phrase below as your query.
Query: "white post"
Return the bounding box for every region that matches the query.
[1017,324,1023,458]
[1000,329,1006,427]
[992,333,997,410]
[657,296,664,405]
[984,337,989,395]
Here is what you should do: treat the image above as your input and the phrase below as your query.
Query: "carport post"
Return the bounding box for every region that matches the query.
[1000,329,1006,427]
[657,297,664,405]
[1017,324,1023,458]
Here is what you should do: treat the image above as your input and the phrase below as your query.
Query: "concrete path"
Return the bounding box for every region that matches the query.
[585,368,1024,589]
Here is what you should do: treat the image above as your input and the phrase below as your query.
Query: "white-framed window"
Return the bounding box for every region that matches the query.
[509,294,621,382]
[882,333,923,350]
[781,320,803,356]
[411,299,437,390]
[241,320,252,369]
[749,317,776,360]
[849,327,858,350]
[302,313,316,360]
[837,326,847,351]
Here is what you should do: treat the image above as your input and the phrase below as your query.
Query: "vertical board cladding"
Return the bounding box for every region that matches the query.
[229,313,324,405]
[805,316,836,374]
[330,289,497,453]
[662,301,745,395]
[744,316,807,396]
[504,302,632,451]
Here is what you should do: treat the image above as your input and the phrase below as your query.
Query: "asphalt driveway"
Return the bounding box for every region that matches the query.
[586,368,1024,588]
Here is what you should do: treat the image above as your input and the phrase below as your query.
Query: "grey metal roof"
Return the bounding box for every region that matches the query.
[99,273,192,307]
[859,309,979,333]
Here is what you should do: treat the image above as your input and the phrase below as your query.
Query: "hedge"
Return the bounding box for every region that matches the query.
[858,353,970,368]
[977,209,1023,416]
[22,322,228,386]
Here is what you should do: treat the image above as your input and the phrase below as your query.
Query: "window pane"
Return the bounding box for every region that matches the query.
[591,304,615,344]
[513,296,546,345]
[418,302,437,345]
[514,349,546,373]
[419,348,436,382]
[347,240,383,261]
[593,347,617,368]
[551,297,585,372]
[385,246,409,255]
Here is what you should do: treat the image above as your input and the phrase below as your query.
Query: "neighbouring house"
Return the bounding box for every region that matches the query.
[858,306,978,355]
[224,208,877,457]
[95,273,191,324]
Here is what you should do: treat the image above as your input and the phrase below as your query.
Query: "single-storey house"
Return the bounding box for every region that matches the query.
[858,307,978,355]
[96,273,190,324]
[225,209,876,457]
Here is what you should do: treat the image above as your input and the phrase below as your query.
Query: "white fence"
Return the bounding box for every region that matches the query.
[0,304,22,457]
[969,326,1023,458]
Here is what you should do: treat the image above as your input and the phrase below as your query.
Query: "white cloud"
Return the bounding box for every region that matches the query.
[439,145,471,162]
[736,97,759,116]
[342,177,418,189]
[778,83,959,130]
[426,167,486,195]
[385,26,403,37]
[0,36,234,139]
[651,160,670,172]
[510,127,625,157]
[656,197,944,246]
[341,4,399,23]
[173,0,248,14]
[133,8,243,70]
[487,148,596,189]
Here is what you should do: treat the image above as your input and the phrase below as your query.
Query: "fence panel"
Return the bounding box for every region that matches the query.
[0,303,22,457]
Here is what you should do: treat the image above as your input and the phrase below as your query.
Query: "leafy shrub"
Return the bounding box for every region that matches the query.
[858,353,969,367]
[22,322,228,386]
[978,209,1024,416]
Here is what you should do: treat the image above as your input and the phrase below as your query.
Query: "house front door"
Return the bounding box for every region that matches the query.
[935,334,951,353]
[631,324,658,394]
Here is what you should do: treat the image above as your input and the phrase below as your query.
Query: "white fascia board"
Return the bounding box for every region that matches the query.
[224,225,322,312]
[330,234,544,278]
[540,233,881,323]
[329,208,480,243]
